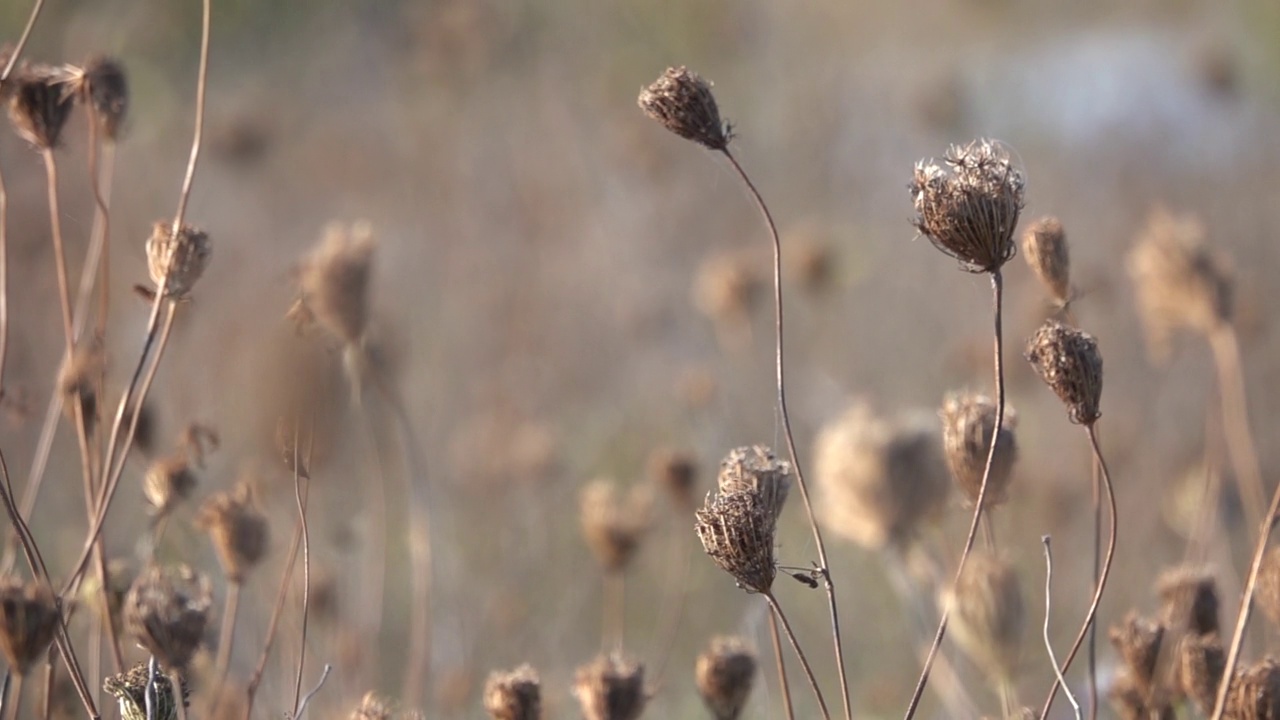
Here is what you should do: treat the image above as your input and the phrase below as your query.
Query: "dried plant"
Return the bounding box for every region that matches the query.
[573,653,647,720]
[195,482,269,584]
[104,662,189,720]
[1226,658,1280,720]
[1157,567,1219,636]
[693,249,765,337]
[647,446,698,511]
[1256,548,1280,630]
[1021,216,1070,306]
[580,479,653,574]
[297,220,377,346]
[695,636,757,720]
[946,553,1024,688]
[123,563,213,672]
[1178,633,1226,715]
[939,392,1017,508]
[483,663,541,720]
[695,446,790,594]
[1024,320,1103,426]
[143,452,198,518]
[79,55,128,140]
[57,338,104,431]
[1108,612,1166,698]
[1108,671,1174,720]
[145,221,211,299]
[6,63,75,150]
[637,66,730,151]
[0,576,59,676]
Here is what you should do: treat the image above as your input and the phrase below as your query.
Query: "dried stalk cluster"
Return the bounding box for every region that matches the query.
[694,445,791,593]
[123,563,213,672]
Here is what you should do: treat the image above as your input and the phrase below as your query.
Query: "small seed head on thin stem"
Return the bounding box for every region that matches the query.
[579,480,653,573]
[483,663,541,720]
[123,563,213,672]
[297,221,377,346]
[1025,319,1104,425]
[80,56,127,141]
[694,445,790,593]
[945,552,1024,682]
[1157,566,1219,636]
[194,482,269,584]
[572,652,647,720]
[145,221,211,299]
[695,636,756,720]
[716,445,791,525]
[1176,632,1225,715]
[0,576,59,676]
[104,661,189,720]
[637,66,730,152]
[1021,216,1070,304]
[1109,612,1166,697]
[909,138,1025,273]
[939,392,1017,507]
[6,63,75,150]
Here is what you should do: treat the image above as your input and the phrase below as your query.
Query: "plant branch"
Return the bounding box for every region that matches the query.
[768,608,796,720]
[1041,536,1082,720]
[764,592,830,719]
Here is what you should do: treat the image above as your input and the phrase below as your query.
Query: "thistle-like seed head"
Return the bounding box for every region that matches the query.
[572,653,647,720]
[637,66,730,152]
[1021,216,1071,304]
[1024,319,1104,425]
[297,221,377,346]
[6,63,75,150]
[580,480,653,573]
[946,552,1024,682]
[695,636,756,720]
[0,577,59,676]
[80,56,127,140]
[483,663,541,720]
[716,445,791,524]
[104,662,189,720]
[909,138,1025,273]
[1177,633,1225,715]
[1227,658,1280,720]
[694,446,791,593]
[1157,566,1219,636]
[195,482,269,584]
[647,446,698,511]
[939,392,1017,507]
[123,563,213,672]
[143,453,197,518]
[1109,612,1166,697]
[1109,670,1175,720]
[145,221,211,299]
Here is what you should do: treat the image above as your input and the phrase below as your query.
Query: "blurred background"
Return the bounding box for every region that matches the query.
[3,0,1280,717]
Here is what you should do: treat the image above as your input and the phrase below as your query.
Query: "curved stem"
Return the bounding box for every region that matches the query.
[243,501,304,720]
[764,592,830,719]
[172,0,210,232]
[768,609,796,720]
[904,270,1004,720]
[1087,449,1101,720]
[1209,326,1265,532]
[353,389,388,662]
[1041,537,1083,720]
[206,581,241,717]
[291,423,313,715]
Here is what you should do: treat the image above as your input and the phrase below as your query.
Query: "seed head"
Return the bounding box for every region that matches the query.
[146,221,211,299]
[1256,548,1280,631]
[81,56,127,140]
[694,249,765,330]
[0,577,59,676]
[637,66,730,152]
[351,691,395,720]
[945,552,1024,682]
[58,339,103,432]
[6,63,75,150]
[1177,633,1225,715]
[695,636,756,720]
[572,653,647,720]
[123,563,213,672]
[1227,658,1280,720]
[104,662,189,720]
[1157,566,1219,636]
[1109,612,1166,697]
[483,663,541,720]
[1109,670,1175,720]
[939,392,1017,507]
[716,445,791,525]
[580,480,653,573]
[909,138,1025,273]
[297,221,377,346]
[1025,319,1104,425]
[694,446,790,593]
[647,446,698,511]
[814,402,950,550]
[1021,216,1071,304]
[195,482,269,584]
[143,453,197,517]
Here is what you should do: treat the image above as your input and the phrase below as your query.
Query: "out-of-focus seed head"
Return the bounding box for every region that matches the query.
[0,577,59,676]
[81,56,127,140]
[1177,633,1225,716]
[351,691,394,720]
[1109,612,1166,697]
[939,392,1017,507]
[695,445,790,593]
[572,653,647,720]
[194,482,269,584]
[1126,207,1233,359]
[716,445,791,525]
[695,636,756,720]
[297,221,377,346]
[814,402,950,550]
[483,663,541,720]
[146,221,211,299]
[104,662,189,720]
[637,66,730,152]
[909,138,1025,273]
[694,249,765,334]
[123,563,213,672]
[1025,320,1104,425]
[1021,216,1071,304]
[647,446,698,511]
[783,222,837,296]
[945,552,1024,682]
[6,63,75,149]
[1226,658,1280,720]
[1109,670,1175,720]
[580,480,653,573]
[1157,567,1219,636]
[143,453,197,518]
[1256,548,1280,631]
[58,339,104,433]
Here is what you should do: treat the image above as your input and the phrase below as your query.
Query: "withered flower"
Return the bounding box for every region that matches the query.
[123,563,212,671]
[81,56,127,140]
[573,653,646,720]
[483,663,541,720]
[146,221,211,299]
[104,662,189,720]
[946,552,1024,682]
[695,446,790,594]
[195,482,269,583]
[637,66,730,152]
[1025,320,1104,425]
[297,221,377,346]
[939,392,1017,507]
[695,636,756,720]
[0,577,59,676]
[1108,612,1165,698]
[1157,566,1219,636]
[1022,216,1071,305]
[580,480,653,573]
[7,63,75,149]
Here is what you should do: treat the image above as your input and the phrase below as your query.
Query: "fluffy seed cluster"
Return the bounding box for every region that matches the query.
[297,221,377,346]
[637,66,730,152]
[1025,319,1104,425]
[1109,613,1166,701]
[1021,215,1071,304]
[946,552,1024,682]
[0,577,60,676]
[123,563,213,671]
[695,636,757,720]
[572,653,647,720]
[104,662,189,720]
[694,445,791,593]
[195,482,269,584]
[909,138,1025,273]
[482,663,541,720]
[1177,632,1225,715]
[80,56,127,140]
[146,221,212,299]
[6,63,75,149]
[814,403,949,550]
[939,392,1018,507]
[1157,566,1219,636]
[647,446,698,510]
[579,480,653,573]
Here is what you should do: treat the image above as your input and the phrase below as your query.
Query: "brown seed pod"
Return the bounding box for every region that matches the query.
[572,653,647,720]
[637,66,730,152]
[81,56,127,141]
[0,577,59,676]
[579,480,653,573]
[939,392,1017,507]
[1025,319,1104,425]
[195,482,269,584]
[1108,612,1165,697]
[1157,566,1219,636]
[1177,633,1225,715]
[297,221,377,346]
[6,63,75,149]
[482,663,541,720]
[1021,215,1071,304]
[945,552,1024,682]
[909,138,1025,273]
[123,563,213,672]
[104,661,190,720]
[145,221,211,299]
[647,446,698,511]
[716,445,791,525]
[695,636,757,720]
[695,446,791,594]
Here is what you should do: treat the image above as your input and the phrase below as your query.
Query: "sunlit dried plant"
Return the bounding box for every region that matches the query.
[297,220,377,346]
[573,653,647,720]
[0,576,59,676]
[483,663,541,720]
[637,66,730,151]
[695,446,790,593]
[940,392,1017,507]
[579,480,653,574]
[1021,216,1070,306]
[1157,567,1219,637]
[1025,320,1103,426]
[145,221,211,299]
[195,482,269,584]
[946,552,1024,685]
[104,661,189,720]
[695,636,757,720]
[123,563,213,671]
[6,63,75,149]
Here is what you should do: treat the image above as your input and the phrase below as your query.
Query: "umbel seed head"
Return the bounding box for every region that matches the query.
[104,661,189,720]
[1025,320,1104,425]
[946,552,1025,682]
[939,392,1017,507]
[573,653,647,720]
[195,482,269,584]
[695,636,757,720]
[483,663,541,720]
[1157,566,1219,636]
[1021,216,1071,304]
[910,138,1025,273]
[298,221,377,346]
[81,56,128,141]
[695,446,790,593]
[0,577,59,676]
[123,563,213,671]
[1109,612,1165,697]
[7,63,75,150]
[146,221,211,299]
[638,66,730,152]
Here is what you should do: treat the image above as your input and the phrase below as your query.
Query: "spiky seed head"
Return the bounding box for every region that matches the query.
[1025,320,1104,425]
[1021,216,1071,304]
[6,63,75,149]
[81,56,127,140]
[814,402,950,550]
[1226,658,1280,720]
[572,653,647,720]
[695,636,756,720]
[123,563,213,672]
[1109,613,1166,697]
[716,445,791,524]
[945,552,1024,682]
[1157,566,1219,636]
[194,483,269,584]
[637,66,730,152]
[104,662,189,720]
[647,446,698,511]
[1177,633,1225,715]
[0,577,59,676]
[909,138,1025,273]
[483,663,541,720]
[1256,548,1280,631]
[145,221,211,299]
[297,221,377,346]
[1126,207,1233,357]
[579,480,653,573]
[939,392,1017,507]
[143,453,197,517]
[694,446,790,593]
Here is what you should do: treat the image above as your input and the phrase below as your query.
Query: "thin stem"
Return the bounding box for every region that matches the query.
[1041,537,1083,720]
[40,150,74,345]
[764,592,830,719]
[206,581,241,717]
[904,269,1004,720]
[144,657,157,720]
[0,0,46,82]
[1087,449,1101,720]
[294,664,332,719]
[1040,423,1118,718]
[291,423,313,715]
[354,392,388,661]
[169,667,188,720]
[603,571,625,652]
[243,501,304,720]
[2,673,21,720]
[767,605,796,720]
[1209,326,1265,532]
[721,148,852,720]
[172,0,211,232]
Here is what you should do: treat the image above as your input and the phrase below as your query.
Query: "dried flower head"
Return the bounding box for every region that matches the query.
[1177,633,1225,715]
[143,453,197,517]
[1127,207,1233,357]
[483,663,541,720]
[573,653,647,720]
[580,480,653,573]
[123,563,213,671]
[297,221,377,346]
[814,402,950,550]
[909,138,1025,273]
[6,63,75,149]
[694,446,791,593]
[1109,613,1166,697]
[695,636,757,720]
[0,577,59,676]
[1021,216,1071,304]
[1257,548,1280,631]
[145,221,211,299]
[80,56,127,140]
[637,66,730,152]
[1157,567,1219,636]
[1025,319,1104,425]
[104,662,189,720]
[694,249,765,329]
[939,392,1018,507]
[945,552,1024,681]
[58,339,103,432]
[352,691,395,720]
[647,446,698,510]
[1227,658,1280,720]
[195,482,269,583]
[1109,670,1175,720]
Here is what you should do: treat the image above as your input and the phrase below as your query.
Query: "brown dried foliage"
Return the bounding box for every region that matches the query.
[297,220,377,346]
[1025,319,1104,425]
[1157,566,1219,636]
[1109,612,1166,698]
[694,445,791,594]
[1021,215,1070,304]
[6,63,75,149]
[0,576,59,676]
[482,663,541,720]
[637,66,730,152]
[123,563,213,671]
[572,653,647,720]
[695,636,756,720]
[146,221,212,299]
[1177,633,1225,715]
[195,482,269,583]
